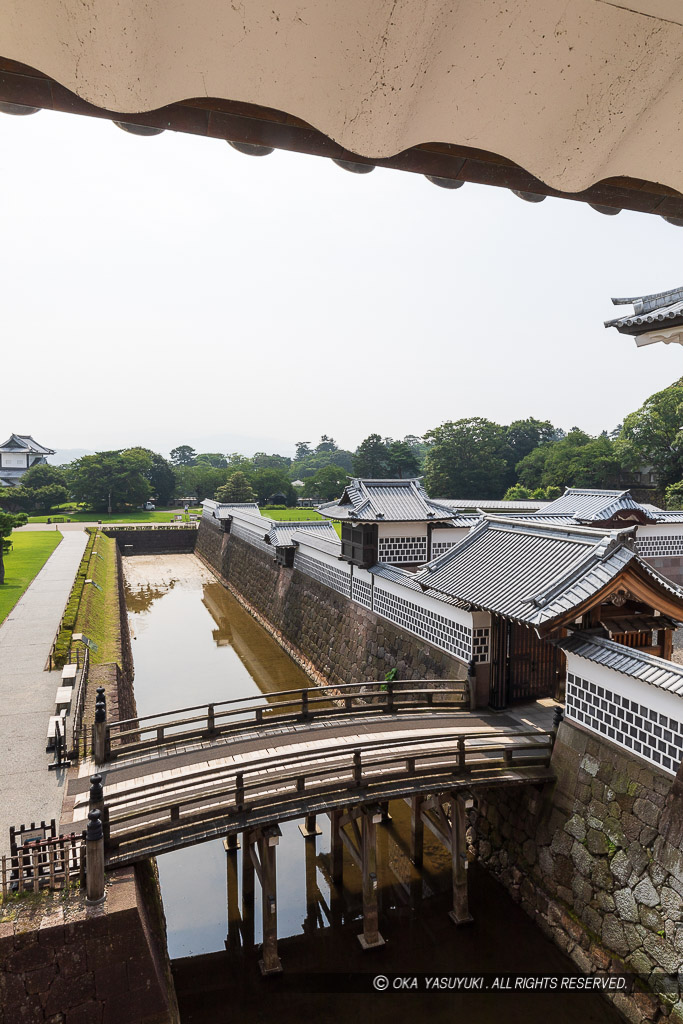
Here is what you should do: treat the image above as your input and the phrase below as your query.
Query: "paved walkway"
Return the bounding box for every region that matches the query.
[0,529,88,857]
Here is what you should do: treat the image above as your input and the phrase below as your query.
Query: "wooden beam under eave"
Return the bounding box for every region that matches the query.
[537,564,683,638]
[0,57,683,219]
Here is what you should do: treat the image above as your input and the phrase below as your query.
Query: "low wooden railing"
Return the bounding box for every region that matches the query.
[103,727,555,863]
[101,680,472,762]
[1,834,83,896]
[102,523,199,531]
[70,647,90,759]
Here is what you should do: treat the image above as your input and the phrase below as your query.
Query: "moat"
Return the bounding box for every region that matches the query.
[122,553,624,1024]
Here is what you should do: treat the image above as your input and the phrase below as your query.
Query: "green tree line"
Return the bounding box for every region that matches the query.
[2,378,683,514]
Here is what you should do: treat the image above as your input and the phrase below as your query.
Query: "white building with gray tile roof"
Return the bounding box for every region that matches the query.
[319,477,475,567]
[0,434,55,487]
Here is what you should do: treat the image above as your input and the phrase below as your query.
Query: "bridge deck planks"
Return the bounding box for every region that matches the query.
[67,708,556,864]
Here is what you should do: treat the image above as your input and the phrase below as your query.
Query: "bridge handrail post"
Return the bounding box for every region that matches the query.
[89,774,104,816]
[551,706,564,745]
[300,690,309,720]
[385,682,394,714]
[93,701,107,765]
[457,736,466,773]
[353,750,362,788]
[235,772,245,811]
[85,810,105,905]
[207,704,215,734]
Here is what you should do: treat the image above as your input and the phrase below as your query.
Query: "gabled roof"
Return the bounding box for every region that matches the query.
[437,498,549,512]
[559,633,683,696]
[319,478,455,523]
[201,499,261,520]
[605,287,683,337]
[268,520,339,549]
[538,488,659,525]
[291,528,342,558]
[0,434,54,455]
[413,516,683,630]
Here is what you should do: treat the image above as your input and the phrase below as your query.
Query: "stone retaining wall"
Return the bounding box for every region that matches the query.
[104,528,197,556]
[0,863,179,1024]
[196,517,467,687]
[469,720,683,1023]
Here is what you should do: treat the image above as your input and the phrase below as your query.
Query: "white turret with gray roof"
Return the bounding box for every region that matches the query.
[0,434,55,487]
[319,477,477,567]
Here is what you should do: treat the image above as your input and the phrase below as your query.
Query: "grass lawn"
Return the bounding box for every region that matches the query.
[0,531,62,625]
[261,507,341,537]
[261,509,325,521]
[75,532,121,665]
[28,509,203,524]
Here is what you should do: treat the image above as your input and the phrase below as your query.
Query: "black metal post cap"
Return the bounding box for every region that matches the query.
[90,775,104,801]
[87,809,103,841]
[553,706,564,728]
[95,703,106,723]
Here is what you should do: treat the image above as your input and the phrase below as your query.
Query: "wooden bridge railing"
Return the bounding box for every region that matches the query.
[99,680,472,763]
[103,726,555,864]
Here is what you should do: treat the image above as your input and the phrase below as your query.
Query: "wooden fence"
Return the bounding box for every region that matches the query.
[1,834,83,896]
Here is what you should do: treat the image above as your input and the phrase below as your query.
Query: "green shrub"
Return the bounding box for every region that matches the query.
[52,529,97,667]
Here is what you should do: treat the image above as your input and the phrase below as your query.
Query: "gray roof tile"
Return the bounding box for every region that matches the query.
[414,516,648,626]
[319,478,455,523]
[559,633,683,696]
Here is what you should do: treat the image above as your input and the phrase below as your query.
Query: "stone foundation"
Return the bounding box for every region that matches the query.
[0,863,179,1024]
[470,720,683,1022]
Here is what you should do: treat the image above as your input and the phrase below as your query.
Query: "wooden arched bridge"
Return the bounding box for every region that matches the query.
[65,682,559,973]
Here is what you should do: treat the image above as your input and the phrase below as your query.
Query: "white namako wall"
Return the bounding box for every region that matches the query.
[565,652,683,776]
[431,526,471,559]
[377,521,428,565]
[635,523,683,558]
[371,573,486,665]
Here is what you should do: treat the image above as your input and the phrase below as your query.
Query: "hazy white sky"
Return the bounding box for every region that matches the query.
[1,107,681,459]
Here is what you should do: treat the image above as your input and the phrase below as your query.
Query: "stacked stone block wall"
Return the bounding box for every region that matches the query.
[0,864,179,1024]
[104,528,197,557]
[195,517,466,687]
[470,720,683,1023]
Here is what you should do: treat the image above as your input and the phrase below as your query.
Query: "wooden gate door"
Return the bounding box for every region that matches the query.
[508,622,564,702]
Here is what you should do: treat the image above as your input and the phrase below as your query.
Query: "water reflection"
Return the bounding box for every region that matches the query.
[125,581,172,615]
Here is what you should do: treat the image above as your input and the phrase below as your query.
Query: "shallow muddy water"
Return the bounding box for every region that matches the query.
[123,554,625,1024]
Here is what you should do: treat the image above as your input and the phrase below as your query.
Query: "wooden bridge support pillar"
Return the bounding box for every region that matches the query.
[298,812,322,839]
[255,826,283,975]
[224,836,241,953]
[410,794,424,868]
[330,809,343,885]
[241,830,255,949]
[448,794,473,926]
[304,832,319,934]
[359,806,385,951]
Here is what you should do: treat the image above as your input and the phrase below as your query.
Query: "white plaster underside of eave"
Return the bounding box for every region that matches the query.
[3,0,683,195]
[635,327,683,347]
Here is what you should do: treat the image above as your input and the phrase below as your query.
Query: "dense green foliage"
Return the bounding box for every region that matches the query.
[215,472,257,503]
[617,377,683,491]
[21,378,682,515]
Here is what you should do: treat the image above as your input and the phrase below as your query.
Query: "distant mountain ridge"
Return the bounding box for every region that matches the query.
[49,448,95,466]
